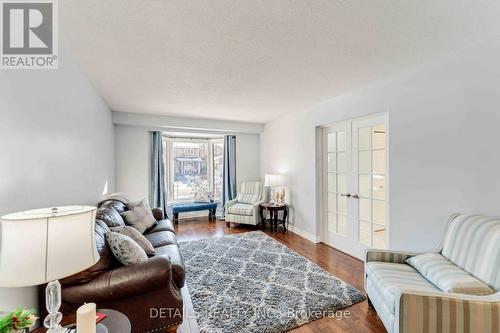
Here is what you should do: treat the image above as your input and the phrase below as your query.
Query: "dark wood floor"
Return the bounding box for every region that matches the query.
[175,217,387,333]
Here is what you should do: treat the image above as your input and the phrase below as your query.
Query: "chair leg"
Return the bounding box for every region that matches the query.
[173,212,179,224]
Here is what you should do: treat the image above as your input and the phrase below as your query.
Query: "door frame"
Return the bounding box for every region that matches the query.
[315,112,390,260]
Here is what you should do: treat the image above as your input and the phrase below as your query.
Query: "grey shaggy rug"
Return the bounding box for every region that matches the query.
[179,231,366,333]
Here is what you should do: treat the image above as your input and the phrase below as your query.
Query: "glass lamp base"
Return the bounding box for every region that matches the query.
[44,280,67,333]
[46,326,67,333]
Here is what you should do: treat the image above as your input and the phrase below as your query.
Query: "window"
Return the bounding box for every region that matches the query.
[163,136,224,203]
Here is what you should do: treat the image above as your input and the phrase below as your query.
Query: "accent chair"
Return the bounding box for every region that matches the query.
[224,181,264,227]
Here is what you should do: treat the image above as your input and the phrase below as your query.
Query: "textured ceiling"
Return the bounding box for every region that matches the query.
[60,1,500,123]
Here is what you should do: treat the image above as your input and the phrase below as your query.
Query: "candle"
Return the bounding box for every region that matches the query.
[76,303,96,333]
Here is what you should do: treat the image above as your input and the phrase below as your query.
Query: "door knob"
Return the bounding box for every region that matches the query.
[340,193,351,197]
[352,194,360,199]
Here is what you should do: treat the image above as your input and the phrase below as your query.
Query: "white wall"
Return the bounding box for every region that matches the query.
[0,50,114,312]
[114,120,261,202]
[261,36,500,252]
[115,125,150,200]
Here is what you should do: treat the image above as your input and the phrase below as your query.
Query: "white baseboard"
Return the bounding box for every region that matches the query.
[287,224,319,243]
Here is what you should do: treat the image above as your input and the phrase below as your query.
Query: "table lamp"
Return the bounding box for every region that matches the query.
[264,174,286,205]
[0,206,99,333]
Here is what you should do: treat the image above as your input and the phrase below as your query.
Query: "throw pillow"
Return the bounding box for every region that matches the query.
[121,198,157,234]
[237,193,259,204]
[110,225,156,256]
[406,252,494,295]
[106,231,148,265]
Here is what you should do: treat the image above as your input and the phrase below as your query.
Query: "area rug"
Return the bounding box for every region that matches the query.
[178,231,366,333]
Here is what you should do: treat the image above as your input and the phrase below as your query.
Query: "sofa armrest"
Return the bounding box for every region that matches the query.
[224,199,238,217]
[365,249,421,264]
[252,200,265,215]
[252,200,265,207]
[62,256,173,304]
[151,207,164,221]
[396,290,500,333]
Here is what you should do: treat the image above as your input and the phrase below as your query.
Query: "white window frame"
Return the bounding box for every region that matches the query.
[163,136,224,203]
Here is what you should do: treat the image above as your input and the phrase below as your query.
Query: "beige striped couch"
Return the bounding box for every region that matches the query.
[365,214,500,333]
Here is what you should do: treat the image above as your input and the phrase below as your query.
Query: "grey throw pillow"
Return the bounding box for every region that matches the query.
[106,231,148,265]
[110,225,156,256]
[121,198,157,234]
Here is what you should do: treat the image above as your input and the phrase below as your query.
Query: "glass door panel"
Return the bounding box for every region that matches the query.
[356,123,387,249]
[321,114,388,260]
[324,126,349,239]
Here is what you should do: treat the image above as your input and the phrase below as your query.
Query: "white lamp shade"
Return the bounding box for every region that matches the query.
[0,206,99,287]
[265,174,285,187]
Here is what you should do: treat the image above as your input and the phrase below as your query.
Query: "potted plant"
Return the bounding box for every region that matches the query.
[0,308,37,333]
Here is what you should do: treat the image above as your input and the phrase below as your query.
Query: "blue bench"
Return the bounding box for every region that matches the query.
[171,202,217,223]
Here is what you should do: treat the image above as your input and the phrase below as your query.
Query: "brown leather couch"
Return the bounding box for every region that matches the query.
[45,198,186,333]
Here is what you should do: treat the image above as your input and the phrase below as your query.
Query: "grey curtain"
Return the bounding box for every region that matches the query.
[222,135,237,209]
[150,131,168,217]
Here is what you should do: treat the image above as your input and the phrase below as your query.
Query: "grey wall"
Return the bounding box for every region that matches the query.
[114,124,261,202]
[261,36,500,252]
[0,50,114,312]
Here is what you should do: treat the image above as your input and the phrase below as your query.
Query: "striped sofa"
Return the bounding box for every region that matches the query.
[224,181,264,227]
[365,214,500,333]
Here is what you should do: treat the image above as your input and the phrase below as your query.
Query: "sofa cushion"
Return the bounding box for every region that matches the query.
[111,225,156,256]
[155,244,186,288]
[122,198,157,233]
[365,262,440,313]
[146,219,175,234]
[441,214,500,290]
[237,194,259,204]
[145,231,177,248]
[98,199,127,214]
[365,276,395,332]
[227,203,254,215]
[106,232,148,266]
[96,206,125,228]
[172,202,217,213]
[406,253,494,295]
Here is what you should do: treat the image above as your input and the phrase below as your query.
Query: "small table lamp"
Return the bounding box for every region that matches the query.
[0,206,99,333]
[264,174,286,204]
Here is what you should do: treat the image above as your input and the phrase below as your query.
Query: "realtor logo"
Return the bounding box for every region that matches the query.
[1,0,58,69]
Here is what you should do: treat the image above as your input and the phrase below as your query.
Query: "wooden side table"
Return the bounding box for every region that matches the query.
[259,203,289,232]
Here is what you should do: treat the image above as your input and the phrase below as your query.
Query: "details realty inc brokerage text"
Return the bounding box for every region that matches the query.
[1,0,58,69]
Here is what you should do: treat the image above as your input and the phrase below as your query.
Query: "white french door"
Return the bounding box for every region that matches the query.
[320,113,388,259]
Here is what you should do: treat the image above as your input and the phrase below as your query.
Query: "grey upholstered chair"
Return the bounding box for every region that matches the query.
[224,181,264,227]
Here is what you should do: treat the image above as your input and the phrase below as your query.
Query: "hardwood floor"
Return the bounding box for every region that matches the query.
[175,217,387,333]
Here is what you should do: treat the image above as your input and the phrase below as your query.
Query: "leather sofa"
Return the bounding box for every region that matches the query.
[45,198,186,333]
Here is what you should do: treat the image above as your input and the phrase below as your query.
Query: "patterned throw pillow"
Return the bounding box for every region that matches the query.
[237,194,259,204]
[110,225,156,255]
[406,253,494,295]
[106,231,148,265]
[121,198,157,234]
